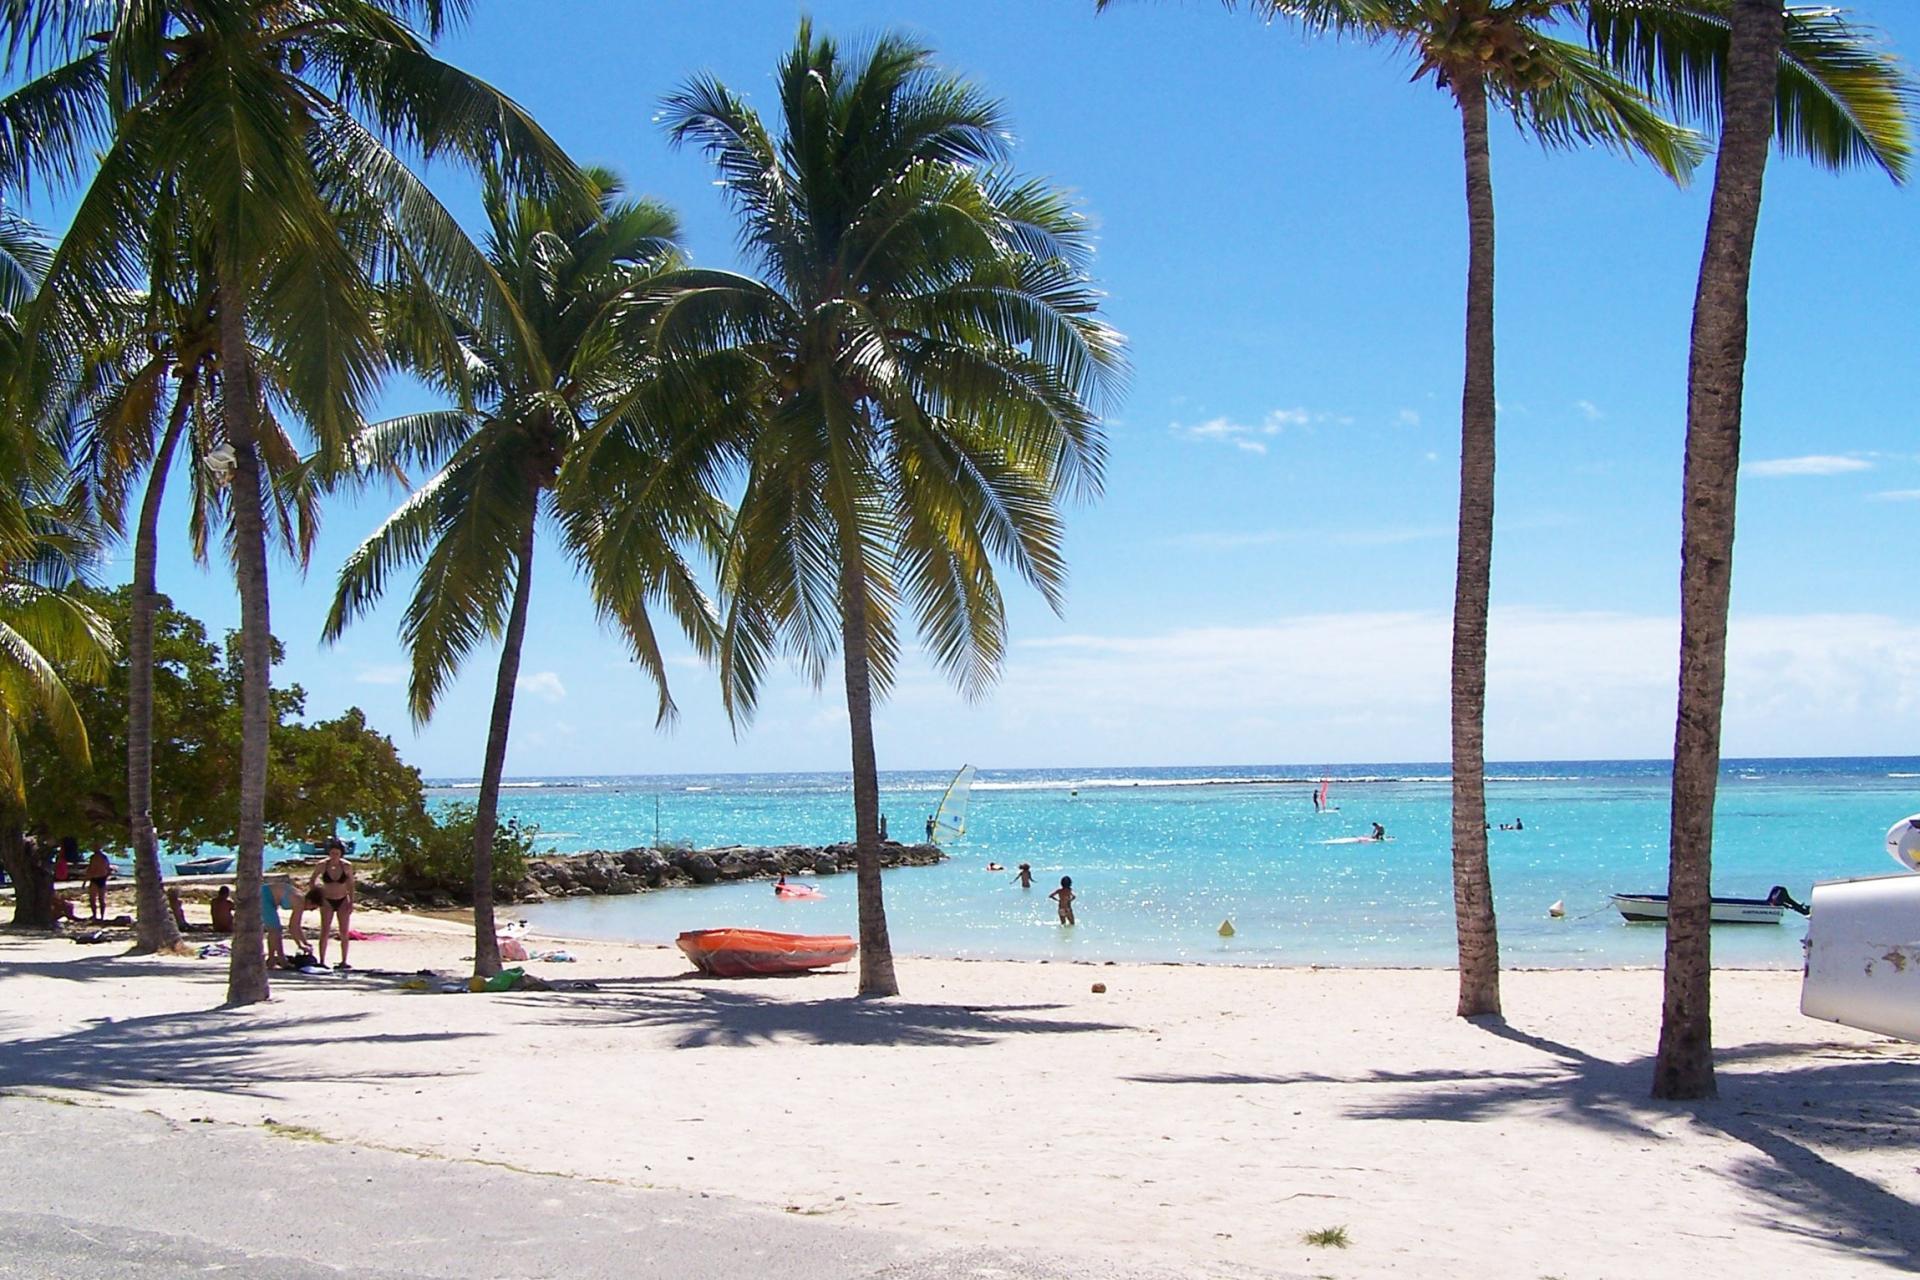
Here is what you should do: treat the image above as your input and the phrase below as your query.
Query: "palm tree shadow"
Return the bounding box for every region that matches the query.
[1128,1016,1920,1266]
[0,1005,478,1100]
[1274,1016,1920,1269]
[525,976,1132,1050]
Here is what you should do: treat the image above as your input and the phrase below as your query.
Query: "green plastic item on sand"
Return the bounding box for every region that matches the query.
[482,966,525,992]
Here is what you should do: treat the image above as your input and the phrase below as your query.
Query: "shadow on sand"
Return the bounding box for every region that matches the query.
[1130,1016,1920,1270]
[522,973,1134,1050]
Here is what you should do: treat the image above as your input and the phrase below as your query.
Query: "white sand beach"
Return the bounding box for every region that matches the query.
[2,910,1915,1279]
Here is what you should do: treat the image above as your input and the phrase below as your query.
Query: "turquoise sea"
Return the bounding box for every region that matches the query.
[432,758,1920,969]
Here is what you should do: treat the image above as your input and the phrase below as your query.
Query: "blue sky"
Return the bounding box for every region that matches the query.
[62,2,1920,776]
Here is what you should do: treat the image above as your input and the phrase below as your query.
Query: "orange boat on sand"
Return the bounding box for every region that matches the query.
[677,928,857,977]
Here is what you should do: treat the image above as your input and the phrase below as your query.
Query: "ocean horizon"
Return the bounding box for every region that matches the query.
[423,756,1920,969]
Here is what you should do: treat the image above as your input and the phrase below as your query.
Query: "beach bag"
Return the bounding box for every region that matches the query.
[498,935,529,962]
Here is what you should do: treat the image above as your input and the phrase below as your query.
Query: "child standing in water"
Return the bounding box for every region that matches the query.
[1012,863,1033,889]
[1049,876,1076,926]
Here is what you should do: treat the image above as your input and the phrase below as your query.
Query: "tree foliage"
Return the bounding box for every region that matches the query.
[15,587,428,855]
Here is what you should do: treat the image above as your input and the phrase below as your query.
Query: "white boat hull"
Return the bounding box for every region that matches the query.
[1610,894,1786,925]
[1801,873,1920,1043]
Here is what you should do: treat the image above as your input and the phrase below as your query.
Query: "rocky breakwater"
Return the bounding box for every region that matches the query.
[515,841,943,901]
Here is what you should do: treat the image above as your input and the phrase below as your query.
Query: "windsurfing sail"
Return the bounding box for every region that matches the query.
[1315,778,1330,811]
[930,765,977,844]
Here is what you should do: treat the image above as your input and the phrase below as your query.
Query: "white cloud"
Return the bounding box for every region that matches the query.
[1175,416,1273,454]
[1396,408,1422,427]
[516,671,567,702]
[1744,454,1873,478]
[1573,400,1604,422]
[995,608,1920,762]
[355,664,409,686]
[1871,489,1920,502]
[1170,407,1341,454]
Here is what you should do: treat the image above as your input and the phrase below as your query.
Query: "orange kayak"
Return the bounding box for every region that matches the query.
[676,928,857,977]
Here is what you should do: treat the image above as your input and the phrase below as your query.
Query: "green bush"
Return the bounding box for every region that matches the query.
[377,802,534,899]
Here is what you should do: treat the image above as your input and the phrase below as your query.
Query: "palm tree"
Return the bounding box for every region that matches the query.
[0,499,117,927]
[0,215,116,926]
[658,24,1125,996]
[2,0,577,1003]
[69,212,319,955]
[326,168,723,977]
[1141,0,1703,1017]
[1585,0,1912,1100]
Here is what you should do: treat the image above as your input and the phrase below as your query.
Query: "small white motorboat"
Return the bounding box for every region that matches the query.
[173,854,235,876]
[1610,886,1808,925]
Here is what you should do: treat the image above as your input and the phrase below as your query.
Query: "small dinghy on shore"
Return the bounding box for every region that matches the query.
[173,854,236,876]
[1610,886,1808,925]
[676,929,856,977]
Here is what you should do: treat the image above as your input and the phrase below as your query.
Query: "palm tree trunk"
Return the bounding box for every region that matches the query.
[128,372,195,955]
[1654,0,1783,1102]
[1,821,54,928]
[469,500,538,979]
[1451,71,1501,1019]
[837,552,898,997]
[216,271,271,1006]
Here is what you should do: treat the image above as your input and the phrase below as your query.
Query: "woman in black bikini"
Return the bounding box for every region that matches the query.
[312,838,356,969]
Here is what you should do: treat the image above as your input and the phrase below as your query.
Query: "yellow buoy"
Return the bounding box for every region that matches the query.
[1218,918,1236,938]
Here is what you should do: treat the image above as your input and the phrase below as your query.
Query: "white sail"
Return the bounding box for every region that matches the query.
[930,764,977,844]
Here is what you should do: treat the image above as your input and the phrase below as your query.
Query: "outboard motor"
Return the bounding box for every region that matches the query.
[1766,884,1810,916]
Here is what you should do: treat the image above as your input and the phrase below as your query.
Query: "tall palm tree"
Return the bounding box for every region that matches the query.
[2,0,577,1003]
[0,214,116,925]
[1586,0,1912,1100]
[1151,0,1703,1017]
[69,211,319,954]
[326,168,723,978]
[658,24,1125,996]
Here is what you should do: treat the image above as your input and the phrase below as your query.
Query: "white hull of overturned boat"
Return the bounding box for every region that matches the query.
[1801,873,1920,1044]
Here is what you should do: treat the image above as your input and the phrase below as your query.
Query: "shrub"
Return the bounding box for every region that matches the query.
[377,801,534,899]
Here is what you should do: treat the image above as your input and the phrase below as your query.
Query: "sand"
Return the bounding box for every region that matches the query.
[2,906,1915,1278]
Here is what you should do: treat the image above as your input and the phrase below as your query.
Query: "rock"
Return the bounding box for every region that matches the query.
[811,852,839,875]
[684,853,720,885]
[1091,982,1107,994]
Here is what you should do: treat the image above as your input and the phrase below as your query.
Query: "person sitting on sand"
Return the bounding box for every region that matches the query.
[209,886,233,933]
[1013,863,1033,890]
[165,885,196,934]
[1371,822,1387,842]
[312,837,355,969]
[1049,876,1076,927]
[84,847,112,921]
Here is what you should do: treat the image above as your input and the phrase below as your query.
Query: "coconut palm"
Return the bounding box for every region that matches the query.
[326,168,723,977]
[0,498,117,927]
[1,0,577,1002]
[1585,0,1912,1099]
[658,24,1125,996]
[1159,0,1704,1017]
[69,210,320,954]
